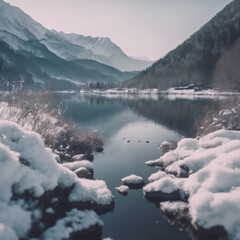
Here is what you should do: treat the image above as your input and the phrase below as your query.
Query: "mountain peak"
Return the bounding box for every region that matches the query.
[0,0,152,71]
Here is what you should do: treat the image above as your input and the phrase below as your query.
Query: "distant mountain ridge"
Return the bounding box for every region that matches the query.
[124,0,240,91]
[0,0,151,90]
[0,0,152,71]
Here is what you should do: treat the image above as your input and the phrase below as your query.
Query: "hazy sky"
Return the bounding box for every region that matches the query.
[5,0,233,61]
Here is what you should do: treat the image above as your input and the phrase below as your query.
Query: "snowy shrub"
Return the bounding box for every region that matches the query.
[0,91,103,161]
[196,98,240,136]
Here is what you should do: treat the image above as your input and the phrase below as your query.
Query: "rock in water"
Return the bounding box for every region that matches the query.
[121,174,144,189]
[115,185,129,195]
[143,177,181,201]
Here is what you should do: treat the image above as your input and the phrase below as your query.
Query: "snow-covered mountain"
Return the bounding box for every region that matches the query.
[0,0,152,72]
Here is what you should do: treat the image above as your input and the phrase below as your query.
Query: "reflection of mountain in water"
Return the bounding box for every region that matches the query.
[120,97,213,137]
[52,93,215,138]
[52,94,141,139]
[80,95,213,137]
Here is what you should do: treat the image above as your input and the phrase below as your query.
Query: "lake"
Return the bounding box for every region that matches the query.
[53,93,221,240]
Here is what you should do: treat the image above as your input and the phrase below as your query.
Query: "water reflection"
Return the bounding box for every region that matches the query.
[55,93,218,138]
[51,93,222,240]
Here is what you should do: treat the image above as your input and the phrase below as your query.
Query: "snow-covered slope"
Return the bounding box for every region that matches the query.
[0,0,143,89]
[42,31,152,71]
[0,0,47,40]
[0,0,152,72]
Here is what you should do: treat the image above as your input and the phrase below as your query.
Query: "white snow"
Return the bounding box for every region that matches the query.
[121,174,144,185]
[42,209,103,240]
[78,88,240,100]
[160,201,188,213]
[148,170,167,182]
[0,120,112,239]
[148,129,240,239]
[0,223,18,240]
[115,185,129,194]
[143,177,179,195]
[69,179,114,205]
[62,160,93,172]
[0,202,31,238]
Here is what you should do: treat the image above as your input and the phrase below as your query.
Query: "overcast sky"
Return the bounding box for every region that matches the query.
[5,0,233,61]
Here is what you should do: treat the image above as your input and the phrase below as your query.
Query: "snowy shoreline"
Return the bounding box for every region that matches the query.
[143,129,240,240]
[77,87,240,98]
[0,120,114,240]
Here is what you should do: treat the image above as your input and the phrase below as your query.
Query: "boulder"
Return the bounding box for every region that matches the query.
[121,174,144,189]
[115,185,129,195]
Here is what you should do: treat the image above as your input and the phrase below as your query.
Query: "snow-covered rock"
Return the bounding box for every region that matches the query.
[160,201,188,214]
[62,160,93,172]
[143,177,181,201]
[69,179,114,209]
[41,209,103,240]
[148,170,167,182]
[0,120,113,239]
[121,174,144,189]
[145,129,240,239]
[115,185,129,195]
[159,201,189,223]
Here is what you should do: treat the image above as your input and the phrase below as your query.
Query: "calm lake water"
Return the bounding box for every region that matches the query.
[53,93,220,240]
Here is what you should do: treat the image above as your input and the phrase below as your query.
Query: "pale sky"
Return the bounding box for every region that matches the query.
[5,0,233,61]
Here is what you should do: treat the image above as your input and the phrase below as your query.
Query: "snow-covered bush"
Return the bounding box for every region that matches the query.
[196,98,240,136]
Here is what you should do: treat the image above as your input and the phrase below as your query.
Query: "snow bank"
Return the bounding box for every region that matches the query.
[145,129,240,239]
[0,120,112,239]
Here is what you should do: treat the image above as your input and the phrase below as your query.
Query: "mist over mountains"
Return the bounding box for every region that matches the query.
[124,0,240,91]
[0,0,151,90]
